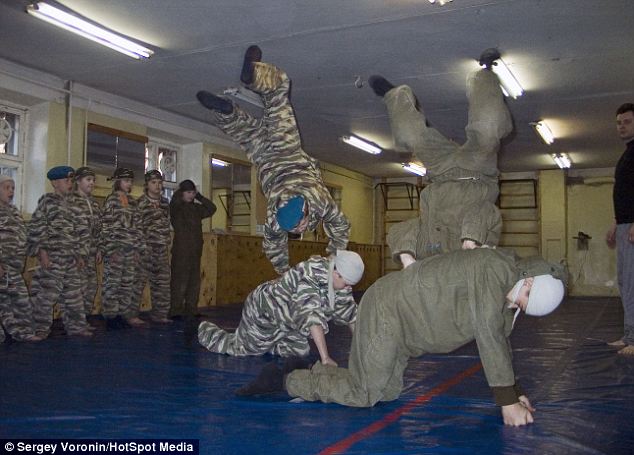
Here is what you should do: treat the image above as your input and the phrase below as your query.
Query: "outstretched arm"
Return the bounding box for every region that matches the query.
[310,324,337,367]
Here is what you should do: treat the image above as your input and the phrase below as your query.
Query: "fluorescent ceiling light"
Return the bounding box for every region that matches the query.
[341,135,382,155]
[552,153,571,169]
[531,121,555,145]
[428,0,453,5]
[223,87,264,109]
[402,162,427,176]
[486,58,523,98]
[211,158,230,167]
[26,2,153,60]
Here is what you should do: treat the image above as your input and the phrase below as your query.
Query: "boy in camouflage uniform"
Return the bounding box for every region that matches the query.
[28,166,93,338]
[132,170,172,324]
[71,167,102,321]
[100,167,143,329]
[196,45,350,274]
[198,250,364,366]
[369,49,513,267]
[0,174,40,342]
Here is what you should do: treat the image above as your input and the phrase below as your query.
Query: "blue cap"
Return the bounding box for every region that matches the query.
[46,166,74,181]
[276,196,305,231]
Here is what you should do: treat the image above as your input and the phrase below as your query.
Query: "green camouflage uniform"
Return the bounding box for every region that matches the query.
[198,256,356,357]
[0,202,37,341]
[385,69,512,264]
[70,191,102,316]
[100,191,142,319]
[209,62,350,274]
[27,193,90,336]
[286,249,565,407]
[132,193,171,319]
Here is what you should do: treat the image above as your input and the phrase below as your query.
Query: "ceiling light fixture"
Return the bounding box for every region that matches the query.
[552,153,571,169]
[211,158,230,167]
[485,58,523,99]
[26,2,153,59]
[341,135,382,155]
[402,162,427,176]
[428,0,453,5]
[531,121,555,145]
[223,87,264,109]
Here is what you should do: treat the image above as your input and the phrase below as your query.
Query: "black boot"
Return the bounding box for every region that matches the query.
[235,362,284,396]
[478,48,501,70]
[368,75,395,97]
[196,91,233,114]
[240,45,262,85]
[282,356,313,375]
[115,315,131,329]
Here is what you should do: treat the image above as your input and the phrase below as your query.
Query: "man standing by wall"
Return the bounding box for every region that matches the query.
[606,103,634,356]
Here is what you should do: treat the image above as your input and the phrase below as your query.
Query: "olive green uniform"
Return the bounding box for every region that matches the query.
[286,248,563,408]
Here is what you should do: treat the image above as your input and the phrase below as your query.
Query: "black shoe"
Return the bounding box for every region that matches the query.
[106,318,120,331]
[368,75,395,97]
[196,91,233,114]
[282,356,312,375]
[235,363,284,396]
[115,315,131,329]
[478,48,501,70]
[240,45,262,85]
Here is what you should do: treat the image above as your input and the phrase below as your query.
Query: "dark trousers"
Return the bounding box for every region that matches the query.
[170,251,202,317]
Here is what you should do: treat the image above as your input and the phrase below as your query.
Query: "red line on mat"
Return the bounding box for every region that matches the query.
[318,362,483,455]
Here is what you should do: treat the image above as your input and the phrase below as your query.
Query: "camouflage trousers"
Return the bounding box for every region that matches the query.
[0,268,37,342]
[132,245,170,319]
[211,62,321,197]
[102,248,137,319]
[79,253,99,316]
[30,255,89,337]
[198,283,310,357]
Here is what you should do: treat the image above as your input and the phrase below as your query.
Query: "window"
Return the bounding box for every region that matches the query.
[0,105,25,209]
[86,124,147,184]
[210,155,252,233]
[146,140,179,200]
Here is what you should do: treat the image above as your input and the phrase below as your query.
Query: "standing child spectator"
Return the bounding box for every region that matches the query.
[71,166,102,324]
[169,180,215,337]
[28,166,92,338]
[100,167,143,329]
[132,170,172,324]
[0,174,41,342]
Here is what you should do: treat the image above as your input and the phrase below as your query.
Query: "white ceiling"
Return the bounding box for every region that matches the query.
[0,0,633,177]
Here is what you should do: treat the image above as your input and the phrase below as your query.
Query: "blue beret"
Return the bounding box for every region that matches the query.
[276,196,305,231]
[47,166,75,181]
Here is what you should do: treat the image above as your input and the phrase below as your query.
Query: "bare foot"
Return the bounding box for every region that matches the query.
[608,338,626,347]
[150,317,173,324]
[126,317,147,327]
[24,334,44,342]
[617,345,634,356]
[70,329,94,337]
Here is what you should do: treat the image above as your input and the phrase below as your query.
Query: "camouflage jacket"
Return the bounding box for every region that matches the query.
[0,202,27,270]
[100,191,142,256]
[251,255,357,337]
[137,193,171,249]
[27,193,81,258]
[69,192,102,259]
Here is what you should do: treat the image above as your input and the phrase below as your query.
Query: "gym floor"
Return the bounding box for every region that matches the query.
[1,296,633,454]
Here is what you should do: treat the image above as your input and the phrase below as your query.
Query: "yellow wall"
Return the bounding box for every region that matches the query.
[539,170,567,263]
[321,162,375,244]
[566,177,618,296]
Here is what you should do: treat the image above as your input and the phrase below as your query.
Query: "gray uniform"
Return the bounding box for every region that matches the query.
[385,69,512,264]
[286,249,564,408]
[27,193,89,336]
[100,191,142,319]
[198,256,357,357]
[132,193,171,319]
[209,62,350,274]
[70,191,102,316]
[0,202,37,341]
